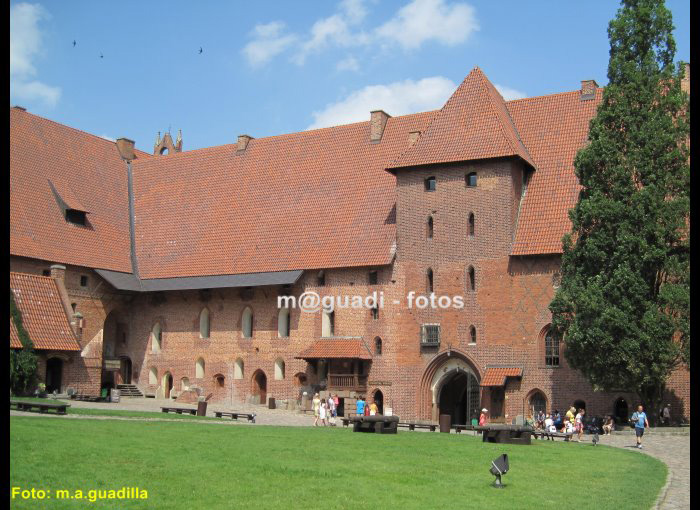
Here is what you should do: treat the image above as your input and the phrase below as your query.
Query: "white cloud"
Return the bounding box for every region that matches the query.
[308,76,456,130]
[242,21,298,67]
[10,3,61,107]
[340,0,368,25]
[337,56,360,72]
[376,0,479,50]
[494,84,527,100]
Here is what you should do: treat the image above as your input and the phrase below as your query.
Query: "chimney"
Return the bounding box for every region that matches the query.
[408,130,421,146]
[50,264,66,282]
[681,62,690,94]
[71,312,84,340]
[116,137,135,160]
[580,80,598,100]
[370,110,391,143]
[237,134,254,152]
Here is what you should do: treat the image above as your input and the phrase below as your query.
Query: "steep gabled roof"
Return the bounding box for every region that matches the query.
[10,107,149,272]
[508,89,603,255]
[130,111,436,279]
[9,272,81,351]
[388,67,534,171]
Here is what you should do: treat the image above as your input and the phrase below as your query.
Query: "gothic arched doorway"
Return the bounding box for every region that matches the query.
[252,370,267,405]
[373,389,384,415]
[162,372,173,399]
[614,397,629,424]
[120,357,132,384]
[46,357,63,394]
[438,370,480,425]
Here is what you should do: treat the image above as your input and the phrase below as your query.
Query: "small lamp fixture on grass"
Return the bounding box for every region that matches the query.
[490,454,509,488]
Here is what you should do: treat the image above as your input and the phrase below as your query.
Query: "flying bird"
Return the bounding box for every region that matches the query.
[199,47,203,54]
[72,40,76,47]
[100,53,104,59]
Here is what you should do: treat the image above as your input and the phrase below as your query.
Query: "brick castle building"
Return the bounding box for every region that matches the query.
[10,66,690,423]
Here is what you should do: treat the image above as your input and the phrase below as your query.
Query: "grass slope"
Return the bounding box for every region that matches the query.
[10,417,666,509]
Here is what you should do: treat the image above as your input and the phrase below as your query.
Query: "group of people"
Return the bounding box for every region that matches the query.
[311,393,380,426]
[530,406,587,442]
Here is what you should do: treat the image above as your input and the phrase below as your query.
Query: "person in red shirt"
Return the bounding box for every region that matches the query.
[479,408,488,426]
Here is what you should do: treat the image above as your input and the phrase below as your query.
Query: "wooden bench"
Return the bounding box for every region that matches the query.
[70,394,105,402]
[533,430,572,441]
[453,424,477,433]
[475,425,534,445]
[160,406,197,415]
[398,422,438,432]
[10,399,69,415]
[214,411,256,423]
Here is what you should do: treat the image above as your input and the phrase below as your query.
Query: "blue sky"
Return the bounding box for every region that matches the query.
[10,0,690,152]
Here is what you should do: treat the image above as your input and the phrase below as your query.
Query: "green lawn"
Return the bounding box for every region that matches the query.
[10,417,666,509]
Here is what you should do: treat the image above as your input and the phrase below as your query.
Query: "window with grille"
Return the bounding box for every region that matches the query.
[421,324,440,345]
[545,328,560,366]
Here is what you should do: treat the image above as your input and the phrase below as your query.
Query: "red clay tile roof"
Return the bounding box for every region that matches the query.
[10,317,23,349]
[9,272,81,351]
[10,107,149,272]
[295,338,372,360]
[480,366,522,387]
[131,112,435,279]
[388,67,534,171]
[508,90,603,255]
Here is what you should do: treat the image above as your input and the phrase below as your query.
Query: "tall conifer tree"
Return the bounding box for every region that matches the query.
[550,0,689,422]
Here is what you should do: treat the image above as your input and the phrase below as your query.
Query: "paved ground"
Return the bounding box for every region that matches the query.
[11,397,690,509]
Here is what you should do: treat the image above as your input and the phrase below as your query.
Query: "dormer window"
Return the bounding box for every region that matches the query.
[425,176,436,191]
[65,209,87,225]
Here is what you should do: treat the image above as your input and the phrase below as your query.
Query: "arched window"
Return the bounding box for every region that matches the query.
[370,305,379,320]
[181,377,190,391]
[151,322,162,353]
[317,270,326,287]
[425,176,436,191]
[278,307,290,337]
[375,337,382,355]
[468,266,475,291]
[468,213,475,237]
[466,172,477,187]
[545,326,560,367]
[149,367,158,385]
[427,216,434,239]
[199,309,210,339]
[469,325,477,344]
[242,307,253,338]
[234,358,244,379]
[427,268,434,294]
[322,309,335,337]
[195,357,205,378]
[529,391,547,416]
[274,359,285,380]
[214,374,225,388]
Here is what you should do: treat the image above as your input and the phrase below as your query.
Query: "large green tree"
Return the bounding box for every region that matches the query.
[10,290,38,395]
[550,0,689,423]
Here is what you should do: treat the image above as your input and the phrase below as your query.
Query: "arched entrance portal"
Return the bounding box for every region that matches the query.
[373,389,384,415]
[162,372,173,399]
[419,350,482,421]
[438,371,480,425]
[252,370,267,405]
[614,397,629,424]
[46,357,63,393]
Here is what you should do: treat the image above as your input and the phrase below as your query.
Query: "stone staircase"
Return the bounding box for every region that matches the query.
[116,384,144,398]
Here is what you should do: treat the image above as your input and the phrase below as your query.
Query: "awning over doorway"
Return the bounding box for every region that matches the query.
[480,366,523,387]
[295,338,372,360]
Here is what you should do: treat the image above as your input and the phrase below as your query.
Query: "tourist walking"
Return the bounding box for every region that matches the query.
[662,404,671,426]
[566,406,576,427]
[632,404,649,449]
[312,393,321,426]
[479,408,488,426]
[356,396,366,417]
[319,399,328,426]
[575,408,585,442]
[369,400,378,416]
[327,394,337,425]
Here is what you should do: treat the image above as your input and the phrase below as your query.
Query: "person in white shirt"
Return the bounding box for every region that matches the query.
[319,399,328,426]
